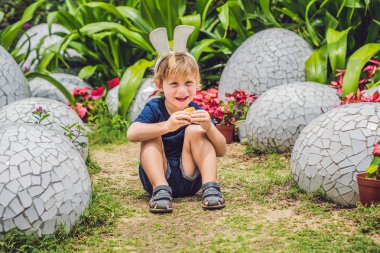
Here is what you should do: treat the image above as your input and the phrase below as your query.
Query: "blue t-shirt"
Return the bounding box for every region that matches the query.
[134,97,203,159]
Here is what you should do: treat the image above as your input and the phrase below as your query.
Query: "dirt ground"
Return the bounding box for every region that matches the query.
[89,142,380,252]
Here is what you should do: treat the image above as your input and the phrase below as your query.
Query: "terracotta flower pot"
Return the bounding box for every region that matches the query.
[216,124,234,144]
[357,172,380,206]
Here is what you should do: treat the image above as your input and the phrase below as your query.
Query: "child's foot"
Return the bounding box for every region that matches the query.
[201,182,225,210]
[149,185,173,213]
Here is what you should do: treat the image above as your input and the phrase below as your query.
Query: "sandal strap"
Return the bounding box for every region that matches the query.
[202,182,221,192]
[151,185,173,202]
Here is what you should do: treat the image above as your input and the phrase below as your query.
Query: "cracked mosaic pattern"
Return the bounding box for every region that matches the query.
[106,78,155,120]
[218,28,312,99]
[29,73,90,103]
[0,98,88,160]
[0,123,91,236]
[16,23,82,71]
[246,82,340,153]
[364,85,380,96]
[0,46,31,107]
[291,103,380,206]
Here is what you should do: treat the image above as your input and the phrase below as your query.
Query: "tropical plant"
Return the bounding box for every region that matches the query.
[366,141,380,180]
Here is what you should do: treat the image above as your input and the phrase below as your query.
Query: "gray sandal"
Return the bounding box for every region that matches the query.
[201,182,225,210]
[149,185,173,213]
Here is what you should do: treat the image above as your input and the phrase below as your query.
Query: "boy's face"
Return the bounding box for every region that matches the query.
[156,74,197,113]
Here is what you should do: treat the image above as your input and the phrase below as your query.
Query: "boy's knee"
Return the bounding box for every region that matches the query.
[185,125,206,139]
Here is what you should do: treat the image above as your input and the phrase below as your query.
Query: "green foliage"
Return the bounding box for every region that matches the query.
[87,99,130,145]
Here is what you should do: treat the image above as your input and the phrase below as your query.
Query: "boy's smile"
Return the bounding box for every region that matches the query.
[156,74,197,114]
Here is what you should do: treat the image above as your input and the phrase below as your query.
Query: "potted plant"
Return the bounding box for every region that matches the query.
[224,89,256,143]
[357,141,380,206]
[193,88,256,144]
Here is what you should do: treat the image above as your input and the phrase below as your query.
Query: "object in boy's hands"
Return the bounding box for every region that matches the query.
[183,107,195,115]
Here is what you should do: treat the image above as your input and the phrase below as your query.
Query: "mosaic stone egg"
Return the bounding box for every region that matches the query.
[0,98,88,160]
[0,123,91,236]
[291,103,380,206]
[246,82,340,153]
[218,28,313,99]
[106,78,155,120]
[0,46,31,107]
[363,85,380,96]
[29,73,90,103]
[16,23,82,71]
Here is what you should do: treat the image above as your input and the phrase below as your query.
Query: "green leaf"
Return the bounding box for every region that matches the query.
[141,0,163,29]
[305,0,320,47]
[78,65,98,79]
[305,44,328,84]
[0,0,45,50]
[342,43,380,97]
[196,0,214,28]
[118,59,155,118]
[366,165,378,178]
[190,38,234,61]
[117,6,152,33]
[0,11,4,23]
[25,72,77,111]
[79,22,154,52]
[326,28,351,76]
[218,1,249,41]
[259,0,281,27]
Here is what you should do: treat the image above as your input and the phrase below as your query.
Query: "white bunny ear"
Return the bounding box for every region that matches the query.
[173,25,195,53]
[149,27,171,58]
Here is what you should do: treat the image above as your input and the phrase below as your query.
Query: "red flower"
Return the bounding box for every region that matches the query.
[373,144,380,157]
[107,77,120,90]
[73,87,90,98]
[91,87,104,100]
[69,103,87,119]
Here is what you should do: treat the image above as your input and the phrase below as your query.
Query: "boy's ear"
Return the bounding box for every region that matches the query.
[155,80,163,91]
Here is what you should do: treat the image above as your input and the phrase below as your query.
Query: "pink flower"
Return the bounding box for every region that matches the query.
[69,103,87,119]
[22,22,31,29]
[73,87,90,98]
[23,66,30,73]
[107,77,120,90]
[91,87,104,99]
[373,144,380,157]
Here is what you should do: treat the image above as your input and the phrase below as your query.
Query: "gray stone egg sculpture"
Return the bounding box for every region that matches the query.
[291,103,380,206]
[218,28,313,99]
[246,82,340,153]
[0,46,31,107]
[0,97,88,160]
[0,123,91,236]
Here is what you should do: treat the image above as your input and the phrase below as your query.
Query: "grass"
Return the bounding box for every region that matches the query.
[1,142,379,252]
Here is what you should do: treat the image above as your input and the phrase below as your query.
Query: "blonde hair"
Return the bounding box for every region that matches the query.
[154,53,200,86]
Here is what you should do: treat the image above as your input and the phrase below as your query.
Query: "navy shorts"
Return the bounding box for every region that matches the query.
[139,158,202,197]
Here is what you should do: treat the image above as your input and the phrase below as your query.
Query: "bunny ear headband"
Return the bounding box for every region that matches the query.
[149,25,197,72]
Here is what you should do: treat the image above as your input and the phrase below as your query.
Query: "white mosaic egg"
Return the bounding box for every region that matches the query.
[0,97,88,160]
[246,82,340,153]
[16,23,82,71]
[291,103,380,206]
[0,123,91,236]
[29,73,90,104]
[363,85,380,96]
[218,28,312,99]
[106,78,155,120]
[0,46,31,107]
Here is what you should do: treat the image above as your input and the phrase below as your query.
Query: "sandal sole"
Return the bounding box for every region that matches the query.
[149,208,173,214]
[201,204,225,210]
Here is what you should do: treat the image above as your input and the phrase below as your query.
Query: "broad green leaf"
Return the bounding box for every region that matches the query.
[305,0,320,47]
[273,7,304,25]
[179,14,201,48]
[156,0,180,38]
[259,0,281,27]
[305,44,328,84]
[25,72,77,111]
[342,43,380,97]
[324,11,339,33]
[78,65,98,79]
[118,59,155,117]
[117,6,152,33]
[218,1,249,41]
[191,38,234,60]
[366,165,378,178]
[326,28,351,76]
[196,0,214,27]
[0,0,45,50]
[79,22,153,52]
[141,0,163,29]
[371,156,380,166]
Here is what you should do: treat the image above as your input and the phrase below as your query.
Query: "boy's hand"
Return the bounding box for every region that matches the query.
[190,110,212,131]
[166,111,191,132]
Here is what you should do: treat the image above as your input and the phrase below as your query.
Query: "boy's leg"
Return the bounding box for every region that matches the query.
[181,125,217,184]
[140,137,168,188]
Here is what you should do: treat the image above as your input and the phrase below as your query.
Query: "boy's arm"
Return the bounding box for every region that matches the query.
[127,121,170,142]
[127,111,192,142]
